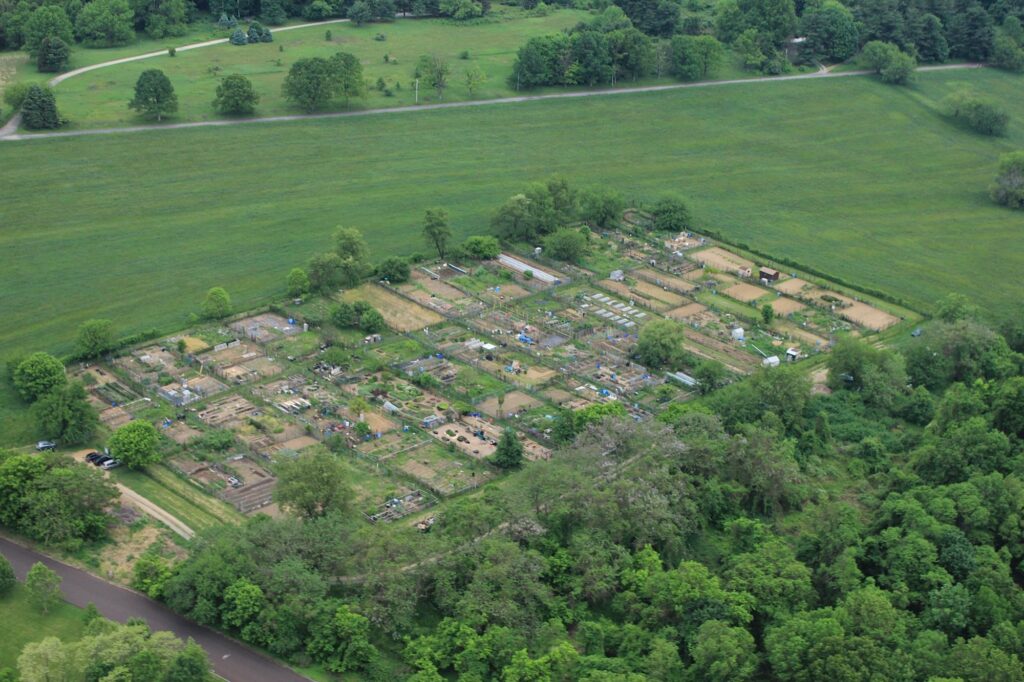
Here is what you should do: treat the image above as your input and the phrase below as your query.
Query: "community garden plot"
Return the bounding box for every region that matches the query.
[476,391,543,418]
[775,278,811,296]
[231,313,302,344]
[541,386,594,411]
[341,284,445,332]
[398,271,487,318]
[691,247,755,275]
[724,282,772,303]
[392,443,495,496]
[578,292,650,330]
[667,302,708,321]
[197,395,259,427]
[771,297,807,316]
[633,268,697,294]
[805,289,901,331]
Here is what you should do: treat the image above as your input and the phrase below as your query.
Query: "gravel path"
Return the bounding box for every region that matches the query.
[0,37,983,141]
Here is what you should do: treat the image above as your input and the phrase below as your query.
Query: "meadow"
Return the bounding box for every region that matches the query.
[1,67,1023,445]
[0,584,88,669]
[51,11,593,129]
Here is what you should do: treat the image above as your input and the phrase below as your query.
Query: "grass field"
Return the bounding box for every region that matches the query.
[2,67,1023,441]
[0,584,88,669]
[113,465,245,531]
[52,11,597,129]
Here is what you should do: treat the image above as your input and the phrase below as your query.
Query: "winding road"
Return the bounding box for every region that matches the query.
[0,535,310,681]
[0,21,983,142]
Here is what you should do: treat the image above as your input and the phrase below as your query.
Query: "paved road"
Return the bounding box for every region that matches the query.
[0,536,309,682]
[0,51,983,141]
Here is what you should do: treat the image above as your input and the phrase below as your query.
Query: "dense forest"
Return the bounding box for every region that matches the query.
[106,300,1024,680]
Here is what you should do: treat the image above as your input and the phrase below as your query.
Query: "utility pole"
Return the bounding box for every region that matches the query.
[414,78,419,104]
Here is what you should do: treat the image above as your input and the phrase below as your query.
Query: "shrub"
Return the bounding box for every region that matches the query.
[3,82,31,110]
[229,27,247,45]
[37,36,70,72]
[990,151,1024,209]
[861,40,916,84]
[168,47,176,56]
[943,90,1009,136]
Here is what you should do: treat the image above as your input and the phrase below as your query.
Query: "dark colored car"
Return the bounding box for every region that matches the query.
[85,452,103,464]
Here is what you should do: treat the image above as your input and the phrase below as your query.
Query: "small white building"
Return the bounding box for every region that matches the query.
[786,347,801,362]
[610,270,625,282]
[731,327,746,342]
[762,355,781,368]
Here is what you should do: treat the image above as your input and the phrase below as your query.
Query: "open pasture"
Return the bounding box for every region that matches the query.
[2,68,1024,376]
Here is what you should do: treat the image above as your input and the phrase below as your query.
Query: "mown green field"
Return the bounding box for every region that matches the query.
[52,11,594,129]
[1,67,1022,441]
[0,583,88,669]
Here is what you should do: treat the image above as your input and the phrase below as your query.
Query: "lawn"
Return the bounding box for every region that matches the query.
[51,10,591,129]
[0,584,88,670]
[1,67,1023,446]
[113,465,245,531]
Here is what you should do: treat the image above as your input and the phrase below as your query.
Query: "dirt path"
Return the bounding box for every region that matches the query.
[71,449,195,540]
[0,55,983,141]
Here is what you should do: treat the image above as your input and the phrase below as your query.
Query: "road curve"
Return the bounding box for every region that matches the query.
[0,535,310,682]
[0,49,983,141]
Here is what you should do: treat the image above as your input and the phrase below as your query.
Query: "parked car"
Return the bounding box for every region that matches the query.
[85,452,103,464]
[100,459,121,470]
[94,455,112,467]
[227,476,241,488]
[36,441,56,451]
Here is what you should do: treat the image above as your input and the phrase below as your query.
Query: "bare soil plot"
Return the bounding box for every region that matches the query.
[771,297,806,316]
[164,422,201,445]
[477,391,542,418]
[724,283,771,303]
[179,336,209,353]
[775,321,829,348]
[691,246,754,273]
[277,435,319,452]
[630,279,687,307]
[100,406,133,430]
[633,268,697,293]
[775,278,810,296]
[342,284,444,332]
[842,301,901,331]
[667,302,707,320]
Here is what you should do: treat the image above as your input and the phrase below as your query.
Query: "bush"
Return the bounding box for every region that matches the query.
[990,151,1024,209]
[37,36,70,72]
[861,40,916,84]
[943,90,1009,136]
[201,287,232,319]
[377,256,410,283]
[168,47,176,56]
[108,420,162,469]
[229,27,247,45]
[463,235,501,260]
[992,33,1024,71]
[3,82,31,110]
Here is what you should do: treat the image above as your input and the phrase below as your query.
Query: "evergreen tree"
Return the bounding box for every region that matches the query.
[492,428,524,469]
[36,35,70,72]
[21,85,62,129]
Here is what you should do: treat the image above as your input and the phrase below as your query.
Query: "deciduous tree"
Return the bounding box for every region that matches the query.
[13,353,66,403]
[422,208,452,258]
[108,419,161,469]
[26,562,61,614]
[213,74,259,115]
[129,69,178,121]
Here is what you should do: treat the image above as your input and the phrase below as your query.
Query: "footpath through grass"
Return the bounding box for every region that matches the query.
[1,68,1022,372]
[51,11,591,129]
[113,465,245,531]
[0,584,88,669]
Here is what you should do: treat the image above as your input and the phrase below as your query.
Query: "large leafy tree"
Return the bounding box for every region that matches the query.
[108,419,162,469]
[75,0,135,47]
[274,449,351,519]
[22,5,73,55]
[75,319,115,358]
[26,562,62,614]
[13,352,66,403]
[129,69,178,121]
[32,381,97,445]
[36,36,71,72]
[200,286,232,319]
[213,74,259,115]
